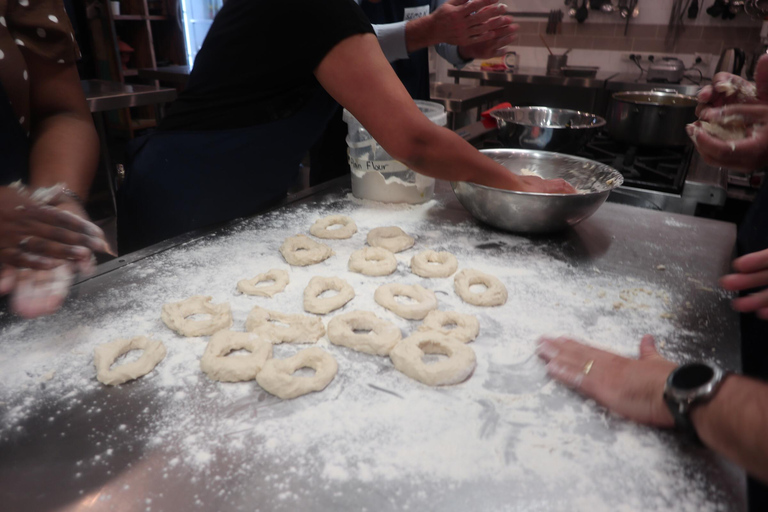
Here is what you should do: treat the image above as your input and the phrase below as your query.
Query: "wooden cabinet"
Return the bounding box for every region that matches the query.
[87,0,186,137]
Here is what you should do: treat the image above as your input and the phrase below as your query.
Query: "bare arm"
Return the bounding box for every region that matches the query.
[314,33,574,193]
[691,375,768,483]
[24,50,99,200]
[537,335,768,484]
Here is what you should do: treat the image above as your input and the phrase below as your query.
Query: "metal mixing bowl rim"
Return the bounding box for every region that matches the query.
[489,106,607,130]
[451,148,624,198]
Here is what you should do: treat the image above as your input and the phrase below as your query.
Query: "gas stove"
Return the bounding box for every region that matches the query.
[456,120,727,215]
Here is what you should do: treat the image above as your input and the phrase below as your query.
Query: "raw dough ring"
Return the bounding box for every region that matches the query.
[348,247,397,276]
[303,276,355,314]
[309,215,357,239]
[237,269,289,297]
[256,347,338,399]
[418,310,479,343]
[410,250,458,278]
[367,226,415,253]
[200,330,273,382]
[161,295,233,337]
[374,283,438,320]
[389,331,476,386]
[327,310,402,355]
[454,269,508,307]
[280,234,333,266]
[93,336,167,386]
[245,305,326,344]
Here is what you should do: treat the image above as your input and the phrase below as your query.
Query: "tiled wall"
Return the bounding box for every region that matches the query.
[515,21,763,56]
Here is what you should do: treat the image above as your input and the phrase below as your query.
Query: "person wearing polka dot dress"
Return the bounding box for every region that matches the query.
[0,0,113,318]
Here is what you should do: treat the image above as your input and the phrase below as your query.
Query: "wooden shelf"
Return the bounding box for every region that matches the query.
[114,14,144,20]
[122,68,139,76]
[147,15,168,20]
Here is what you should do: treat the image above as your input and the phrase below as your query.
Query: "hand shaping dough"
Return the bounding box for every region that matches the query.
[303,276,355,314]
[454,269,508,307]
[374,283,437,320]
[256,347,338,399]
[309,215,357,239]
[246,305,325,344]
[280,234,333,266]
[327,310,402,355]
[348,247,397,276]
[161,295,233,337]
[94,336,167,386]
[367,226,415,253]
[410,250,458,278]
[389,332,476,386]
[237,269,289,297]
[200,330,273,382]
[418,310,479,343]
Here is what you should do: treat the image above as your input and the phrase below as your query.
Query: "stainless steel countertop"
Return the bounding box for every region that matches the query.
[429,82,504,112]
[0,178,745,511]
[137,65,191,85]
[81,80,178,113]
[448,68,706,97]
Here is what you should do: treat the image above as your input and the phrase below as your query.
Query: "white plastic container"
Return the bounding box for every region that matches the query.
[343,100,447,204]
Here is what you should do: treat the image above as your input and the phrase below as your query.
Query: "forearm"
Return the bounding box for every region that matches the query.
[691,375,768,483]
[28,112,99,200]
[393,123,520,189]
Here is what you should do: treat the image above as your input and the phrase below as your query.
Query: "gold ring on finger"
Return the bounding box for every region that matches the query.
[18,236,32,251]
[582,359,594,376]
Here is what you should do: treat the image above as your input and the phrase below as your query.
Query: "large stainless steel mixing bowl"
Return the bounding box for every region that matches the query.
[491,106,606,154]
[452,149,624,233]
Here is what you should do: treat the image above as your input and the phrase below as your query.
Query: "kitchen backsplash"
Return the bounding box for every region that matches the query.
[432,0,765,81]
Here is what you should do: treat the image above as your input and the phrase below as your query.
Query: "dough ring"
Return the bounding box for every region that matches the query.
[93,336,167,386]
[418,310,479,343]
[245,305,325,344]
[161,295,233,337]
[389,331,476,386]
[303,276,355,314]
[410,250,458,278]
[256,347,338,399]
[348,247,397,276]
[237,269,289,297]
[309,215,357,239]
[327,310,402,355]
[280,234,333,266]
[374,283,437,320]
[454,269,508,307]
[200,330,273,382]
[366,226,414,253]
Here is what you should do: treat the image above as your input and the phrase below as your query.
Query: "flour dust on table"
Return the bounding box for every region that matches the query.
[0,193,737,511]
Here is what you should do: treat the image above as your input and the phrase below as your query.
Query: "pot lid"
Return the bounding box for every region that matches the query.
[612,90,697,107]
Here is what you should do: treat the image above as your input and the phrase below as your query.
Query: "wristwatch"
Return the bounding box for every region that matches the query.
[663,362,728,443]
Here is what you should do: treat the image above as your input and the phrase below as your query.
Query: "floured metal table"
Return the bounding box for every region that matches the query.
[0,179,745,511]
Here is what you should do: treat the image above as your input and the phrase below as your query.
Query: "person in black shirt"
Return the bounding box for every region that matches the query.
[118,0,573,253]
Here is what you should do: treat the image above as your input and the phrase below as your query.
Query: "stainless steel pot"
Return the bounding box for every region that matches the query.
[491,106,606,155]
[607,89,697,147]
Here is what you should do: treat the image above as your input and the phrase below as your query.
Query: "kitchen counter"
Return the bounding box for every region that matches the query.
[0,178,744,511]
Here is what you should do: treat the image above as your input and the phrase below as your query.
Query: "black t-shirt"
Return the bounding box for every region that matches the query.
[160,0,373,131]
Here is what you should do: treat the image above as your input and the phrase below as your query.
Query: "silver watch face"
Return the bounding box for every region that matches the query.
[665,362,725,404]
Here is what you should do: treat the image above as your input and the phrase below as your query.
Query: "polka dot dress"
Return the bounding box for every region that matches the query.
[0,0,80,134]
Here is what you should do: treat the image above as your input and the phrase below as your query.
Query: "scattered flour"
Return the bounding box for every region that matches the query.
[0,192,740,511]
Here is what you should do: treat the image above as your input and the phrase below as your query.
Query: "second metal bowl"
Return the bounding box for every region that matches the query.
[490,106,606,154]
[452,149,623,233]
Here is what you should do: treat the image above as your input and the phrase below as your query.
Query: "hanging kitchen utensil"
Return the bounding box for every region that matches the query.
[688,0,699,18]
[601,0,616,12]
[623,0,637,34]
[575,0,589,22]
[618,0,629,17]
[707,0,727,17]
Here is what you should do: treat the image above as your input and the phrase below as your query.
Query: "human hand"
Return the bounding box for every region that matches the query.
[0,185,113,270]
[429,0,512,48]
[457,24,517,60]
[695,55,768,116]
[0,263,75,318]
[536,335,677,427]
[686,103,768,172]
[515,175,578,194]
[720,248,768,319]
